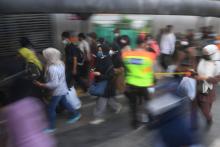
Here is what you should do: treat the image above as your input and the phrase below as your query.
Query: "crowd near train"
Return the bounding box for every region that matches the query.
[1,24,220,147]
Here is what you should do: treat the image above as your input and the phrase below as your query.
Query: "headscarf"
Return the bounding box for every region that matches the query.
[197,44,220,93]
[42,48,63,67]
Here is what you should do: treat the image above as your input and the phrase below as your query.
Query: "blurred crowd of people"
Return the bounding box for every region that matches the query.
[1,24,220,147]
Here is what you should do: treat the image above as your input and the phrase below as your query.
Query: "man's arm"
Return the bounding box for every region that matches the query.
[73,57,77,75]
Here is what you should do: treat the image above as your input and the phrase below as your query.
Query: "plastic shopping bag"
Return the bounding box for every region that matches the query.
[66,87,81,109]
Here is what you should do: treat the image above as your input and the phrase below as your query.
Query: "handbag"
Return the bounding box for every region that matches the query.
[66,87,81,109]
[88,80,108,96]
[88,65,113,96]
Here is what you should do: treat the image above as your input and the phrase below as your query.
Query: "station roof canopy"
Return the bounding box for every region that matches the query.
[1,0,220,17]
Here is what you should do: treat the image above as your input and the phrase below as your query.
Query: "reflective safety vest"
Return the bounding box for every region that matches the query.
[122,49,156,87]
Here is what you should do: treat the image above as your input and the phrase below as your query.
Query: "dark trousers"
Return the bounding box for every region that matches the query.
[160,53,172,70]
[124,85,150,128]
[66,67,73,88]
[73,65,89,92]
[66,65,89,91]
[191,98,213,128]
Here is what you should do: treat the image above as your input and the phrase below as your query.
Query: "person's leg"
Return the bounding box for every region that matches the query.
[138,87,150,123]
[160,54,167,70]
[77,66,88,92]
[94,97,108,118]
[66,68,73,88]
[108,97,122,113]
[198,101,213,125]
[90,97,108,124]
[164,54,171,70]
[60,95,81,123]
[124,87,138,128]
[48,96,63,129]
[60,95,78,114]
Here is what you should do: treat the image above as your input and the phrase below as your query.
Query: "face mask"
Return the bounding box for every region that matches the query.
[97,51,104,58]
[180,41,189,46]
[203,55,211,60]
[114,33,120,37]
[109,50,114,56]
[62,39,68,45]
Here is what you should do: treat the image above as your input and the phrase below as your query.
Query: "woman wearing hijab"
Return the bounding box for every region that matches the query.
[195,44,220,127]
[34,48,80,133]
[1,49,56,147]
[90,43,122,125]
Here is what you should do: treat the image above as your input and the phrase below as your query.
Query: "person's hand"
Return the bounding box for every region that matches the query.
[93,72,101,76]
[114,67,124,74]
[194,75,208,81]
[33,81,44,87]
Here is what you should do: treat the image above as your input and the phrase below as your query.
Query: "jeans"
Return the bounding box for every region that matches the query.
[48,95,77,129]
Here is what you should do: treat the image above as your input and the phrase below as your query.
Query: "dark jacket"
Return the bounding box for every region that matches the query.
[94,56,115,98]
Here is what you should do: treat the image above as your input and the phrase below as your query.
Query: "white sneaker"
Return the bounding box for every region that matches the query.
[90,118,105,125]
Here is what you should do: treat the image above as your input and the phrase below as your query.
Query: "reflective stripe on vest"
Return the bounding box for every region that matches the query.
[122,49,155,87]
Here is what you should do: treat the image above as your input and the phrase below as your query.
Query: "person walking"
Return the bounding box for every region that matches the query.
[122,37,156,128]
[34,48,81,133]
[90,43,122,125]
[61,31,80,88]
[1,48,56,147]
[193,44,220,128]
[159,25,176,70]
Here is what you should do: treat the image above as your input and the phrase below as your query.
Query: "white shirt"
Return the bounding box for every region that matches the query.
[178,77,196,100]
[45,64,68,96]
[79,40,90,55]
[160,33,176,55]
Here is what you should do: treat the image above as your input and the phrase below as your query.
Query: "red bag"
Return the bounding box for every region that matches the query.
[89,71,95,84]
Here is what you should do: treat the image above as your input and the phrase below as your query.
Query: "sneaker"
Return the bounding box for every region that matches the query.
[115,105,122,114]
[43,128,56,134]
[90,118,105,125]
[66,113,81,124]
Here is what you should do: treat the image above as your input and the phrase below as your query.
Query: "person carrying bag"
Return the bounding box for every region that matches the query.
[88,65,113,97]
[66,86,82,110]
[89,43,122,125]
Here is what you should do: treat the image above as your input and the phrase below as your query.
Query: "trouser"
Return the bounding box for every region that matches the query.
[74,65,89,92]
[66,68,73,88]
[191,99,213,128]
[124,85,150,128]
[198,101,213,123]
[94,97,120,118]
[48,95,78,129]
[160,53,172,70]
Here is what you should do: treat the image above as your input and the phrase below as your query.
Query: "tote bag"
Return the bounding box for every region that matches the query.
[88,80,108,96]
[66,87,81,109]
